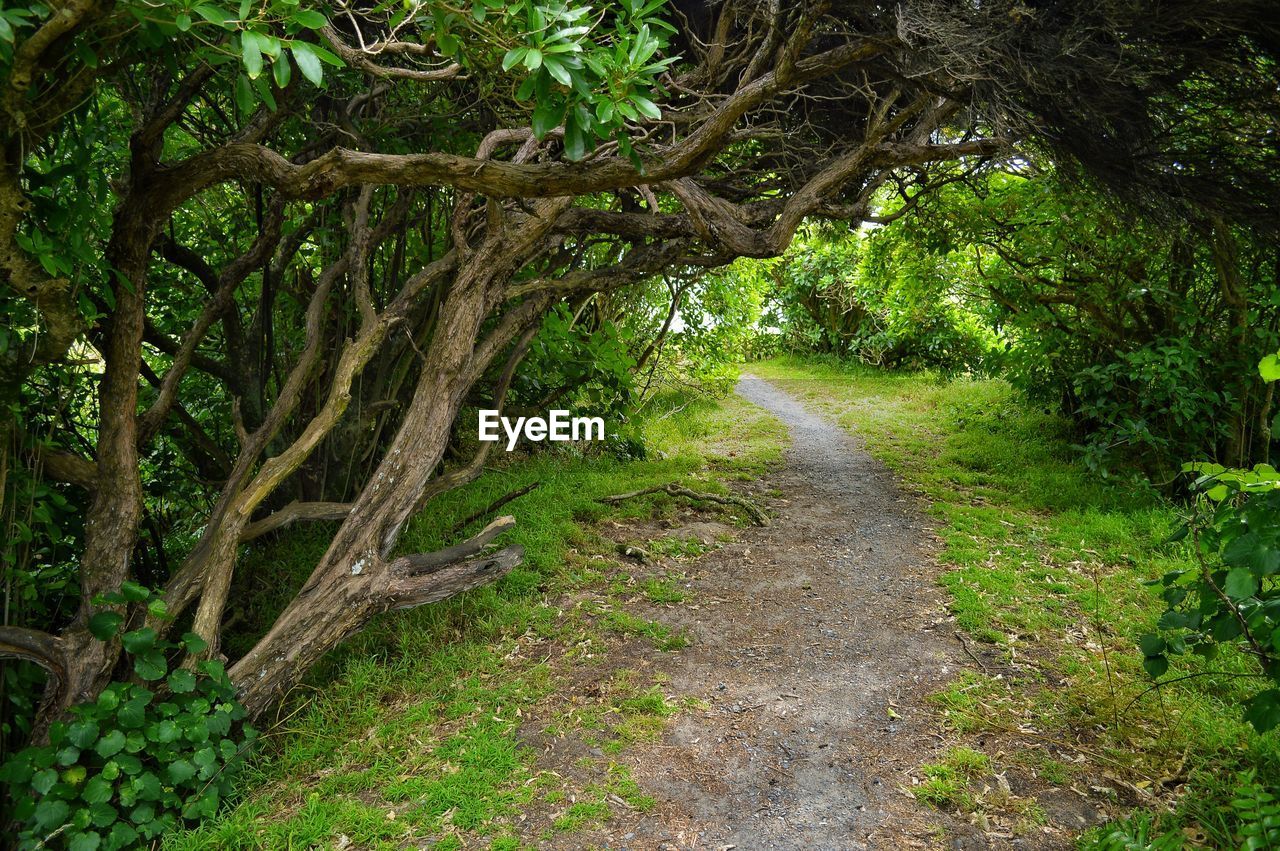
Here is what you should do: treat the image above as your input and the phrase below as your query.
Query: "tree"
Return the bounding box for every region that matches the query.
[1,0,1276,747]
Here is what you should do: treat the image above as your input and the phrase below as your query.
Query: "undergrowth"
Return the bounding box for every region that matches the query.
[166,390,786,849]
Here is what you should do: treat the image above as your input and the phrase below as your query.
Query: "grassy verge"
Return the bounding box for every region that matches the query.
[167,390,786,850]
[749,356,1279,848]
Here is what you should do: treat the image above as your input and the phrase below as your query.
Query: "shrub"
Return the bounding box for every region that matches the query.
[0,586,255,850]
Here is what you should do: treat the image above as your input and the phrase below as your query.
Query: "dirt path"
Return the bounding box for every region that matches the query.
[603,376,968,849]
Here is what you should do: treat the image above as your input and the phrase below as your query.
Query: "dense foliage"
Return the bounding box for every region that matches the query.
[0,586,254,849]
[2,0,1279,843]
[760,169,1279,476]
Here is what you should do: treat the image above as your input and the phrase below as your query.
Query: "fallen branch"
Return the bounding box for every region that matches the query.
[395,515,516,574]
[448,481,541,535]
[239,501,353,543]
[598,482,769,526]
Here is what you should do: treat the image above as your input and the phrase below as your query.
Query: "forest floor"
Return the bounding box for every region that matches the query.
[172,360,1276,851]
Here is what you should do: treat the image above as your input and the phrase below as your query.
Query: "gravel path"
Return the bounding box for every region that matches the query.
[619,376,965,849]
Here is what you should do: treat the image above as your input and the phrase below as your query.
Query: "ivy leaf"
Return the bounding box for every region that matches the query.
[1224,566,1258,600]
[119,580,149,601]
[88,800,117,827]
[117,695,150,729]
[181,633,208,655]
[32,767,58,794]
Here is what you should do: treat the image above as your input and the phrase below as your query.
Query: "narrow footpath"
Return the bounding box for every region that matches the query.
[609,376,975,849]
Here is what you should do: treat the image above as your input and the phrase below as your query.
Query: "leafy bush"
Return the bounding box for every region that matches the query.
[1137,351,1280,736]
[758,230,999,374]
[0,586,255,850]
[1140,460,1280,731]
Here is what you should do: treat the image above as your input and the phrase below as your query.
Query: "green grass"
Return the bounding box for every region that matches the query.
[167,390,786,850]
[750,356,1280,847]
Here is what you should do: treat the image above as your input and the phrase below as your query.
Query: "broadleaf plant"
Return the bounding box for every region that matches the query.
[1139,351,1280,732]
[0,587,256,850]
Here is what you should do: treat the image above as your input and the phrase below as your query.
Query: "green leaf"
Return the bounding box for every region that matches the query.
[32,767,58,795]
[543,55,572,87]
[1138,634,1165,657]
[167,669,197,694]
[241,32,263,78]
[1224,566,1258,600]
[0,16,13,44]
[88,611,124,640]
[291,43,323,86]
[88,800,116,828]
[193,5,234,27]
[95,730,126,758]
[563,110,586,160]
[82,775,114,804]
[34,798,71,830]
[167,759,196,784]
[273,54,292,88]
[134,651,167,682]
[291,9,327,28]
[1260,354,1280,382]
[523,48,543,70]
[117,695,150,729]
[108,822,138,848]
[175,12,191,31]
[120,628,156,654]
[97,687,121,713]
[629,94,661,120]
[68,720,100,748]
[121,581,151,603]
[532,99,563,139]
[181,633,208,655]
[1141,654,1168,678]
[235,73,255,114]
[69,831,102,851]
[1244,689,1280,733]
[502,47,527,71]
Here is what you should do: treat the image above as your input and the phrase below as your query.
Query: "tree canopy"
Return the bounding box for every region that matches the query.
[2,3,1279,834]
